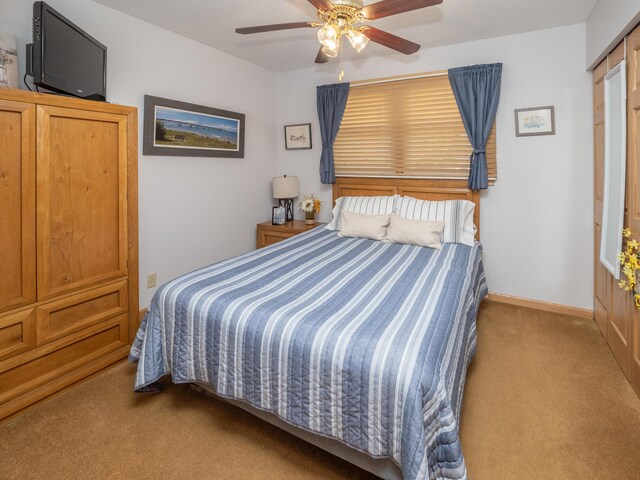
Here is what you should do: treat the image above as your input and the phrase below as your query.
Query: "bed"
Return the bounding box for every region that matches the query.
[130,178,487,480]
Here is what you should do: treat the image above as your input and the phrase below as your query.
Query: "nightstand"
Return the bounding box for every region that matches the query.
[256,220,324,249]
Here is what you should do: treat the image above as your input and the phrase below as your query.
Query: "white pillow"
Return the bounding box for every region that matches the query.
[394,197,476,246]
[338,211,390,241]
[386,215,444,249]
[326,195,397,231]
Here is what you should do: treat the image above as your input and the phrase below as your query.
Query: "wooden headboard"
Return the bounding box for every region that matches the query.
[333,177,481,238]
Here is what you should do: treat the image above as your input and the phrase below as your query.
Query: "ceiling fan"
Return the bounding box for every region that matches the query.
[236,0,443,64]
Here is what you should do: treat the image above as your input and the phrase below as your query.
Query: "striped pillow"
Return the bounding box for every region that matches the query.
[326,195,398,231]
[394,197,477,246]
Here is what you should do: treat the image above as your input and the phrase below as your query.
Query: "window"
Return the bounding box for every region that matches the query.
[334,72,497,181]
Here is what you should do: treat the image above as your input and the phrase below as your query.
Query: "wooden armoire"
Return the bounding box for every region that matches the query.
[593,27,640,399]
[0,89,138,421]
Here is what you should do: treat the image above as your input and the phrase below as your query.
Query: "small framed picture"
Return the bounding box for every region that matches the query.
[284,123,312,150]
[272,206,286,225]
[515,106,555,137]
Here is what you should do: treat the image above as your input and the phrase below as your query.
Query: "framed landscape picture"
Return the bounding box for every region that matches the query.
[143,95,245,158]
[515,106,555,137]
[284,123,312,150]
[0,32,19,89]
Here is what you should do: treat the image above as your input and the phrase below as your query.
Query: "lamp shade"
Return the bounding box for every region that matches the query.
[317,24,340,50]
[346,28,369,53]
[272,175,299,199]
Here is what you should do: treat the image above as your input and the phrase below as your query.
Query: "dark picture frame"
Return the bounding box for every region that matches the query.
[143,95,245,158]
[514,106,556,137]
[272,206,286,225]
[284,123,312,150]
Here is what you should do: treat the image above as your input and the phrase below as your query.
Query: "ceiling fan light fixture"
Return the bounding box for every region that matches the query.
[317,23,340,49]
[235,0,432,66]
[322,43,340,58]
[346,28,369,53]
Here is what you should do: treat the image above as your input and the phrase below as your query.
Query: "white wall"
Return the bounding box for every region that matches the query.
[276,24,594,310]
[0,1,593,310]
[0,0,278,307]
[587,0,640,69]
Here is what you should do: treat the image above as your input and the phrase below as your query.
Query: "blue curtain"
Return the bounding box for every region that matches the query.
[317,83,350,184]
[448,63,503,190]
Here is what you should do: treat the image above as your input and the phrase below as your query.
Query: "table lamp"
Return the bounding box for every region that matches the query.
[272,175,299,222]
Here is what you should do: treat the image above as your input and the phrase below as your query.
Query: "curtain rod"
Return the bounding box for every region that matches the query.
[350,70,448,88]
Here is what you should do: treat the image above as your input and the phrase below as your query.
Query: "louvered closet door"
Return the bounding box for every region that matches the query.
[0,100,36,314]
[37,106,128,301]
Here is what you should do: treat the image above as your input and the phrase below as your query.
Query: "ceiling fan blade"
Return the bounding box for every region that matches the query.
[364,27,420,55]
[315,46,331,64]
[363,0,443,20]
[236,22,314,34]
[307,0,334,11]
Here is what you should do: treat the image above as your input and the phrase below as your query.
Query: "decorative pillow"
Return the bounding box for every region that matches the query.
[394,197,476,246]
[326,195,397,231]
[386,215,444,249]
[338,211,390,241]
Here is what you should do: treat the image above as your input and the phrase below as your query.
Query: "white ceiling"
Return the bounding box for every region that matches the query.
[94,0,598,72]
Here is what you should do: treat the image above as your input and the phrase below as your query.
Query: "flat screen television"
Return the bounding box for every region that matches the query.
[26,1,107,101]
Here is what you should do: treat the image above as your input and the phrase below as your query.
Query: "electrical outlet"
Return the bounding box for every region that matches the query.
[147,273,157,289]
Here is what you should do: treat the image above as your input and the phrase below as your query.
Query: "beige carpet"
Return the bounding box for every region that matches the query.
[1,302,640,480]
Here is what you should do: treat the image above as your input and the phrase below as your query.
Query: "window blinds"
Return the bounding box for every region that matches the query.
[333,74,497,180]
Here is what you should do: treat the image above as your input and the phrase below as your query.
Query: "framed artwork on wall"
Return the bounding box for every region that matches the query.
[0,32,19,89]
[143,95,245,158]
[284,123,312,150]
[514,106,555,137]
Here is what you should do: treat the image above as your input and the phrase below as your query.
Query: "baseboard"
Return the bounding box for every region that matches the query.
[485,293,594,319]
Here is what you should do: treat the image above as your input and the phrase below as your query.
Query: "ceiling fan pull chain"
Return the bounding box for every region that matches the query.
[339,38,345,82]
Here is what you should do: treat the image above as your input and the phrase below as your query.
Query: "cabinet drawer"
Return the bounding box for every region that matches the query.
[36,281,128,345]
[0,309,36,361]
[260,231,295,248]
[0,315,128,406]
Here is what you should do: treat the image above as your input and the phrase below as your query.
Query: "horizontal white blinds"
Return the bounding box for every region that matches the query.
[334,75,497,180]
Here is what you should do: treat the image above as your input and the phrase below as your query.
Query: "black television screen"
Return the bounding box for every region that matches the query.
[28,1,107,101]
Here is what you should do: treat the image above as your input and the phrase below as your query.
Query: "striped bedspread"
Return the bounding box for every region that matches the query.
[130,227,487,480]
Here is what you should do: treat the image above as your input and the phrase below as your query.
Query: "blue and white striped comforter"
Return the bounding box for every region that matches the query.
[130,227,487,480]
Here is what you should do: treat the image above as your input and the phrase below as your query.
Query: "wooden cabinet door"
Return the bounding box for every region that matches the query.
[594,61,608,336]
[37,106,128,301]
[628,26,640,393]
[594,223,609,337]
[0,100,36,314]
[609,281,631,378]
[633,307,640,396]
